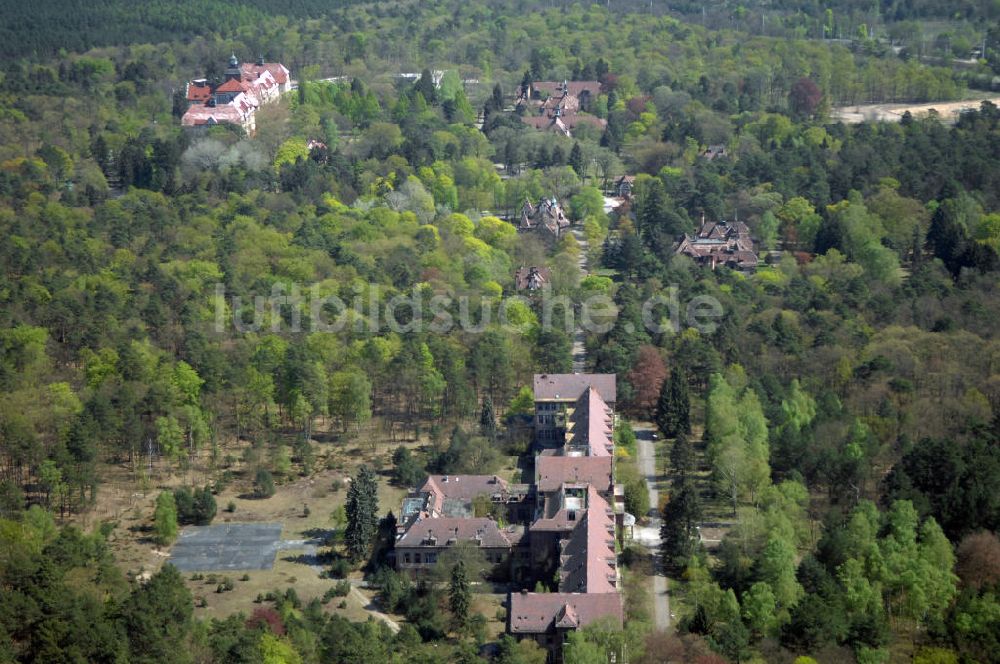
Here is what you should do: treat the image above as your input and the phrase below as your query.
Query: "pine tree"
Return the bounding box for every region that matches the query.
[669,431,694,477]
[660,479,701,572]
[449,559,472,631]
[655,367,690,438]
[479,396,497,442]
[345,465,379,562]
[568,142,584,177]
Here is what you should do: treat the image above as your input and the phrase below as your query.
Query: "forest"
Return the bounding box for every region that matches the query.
[1,0,1000,662]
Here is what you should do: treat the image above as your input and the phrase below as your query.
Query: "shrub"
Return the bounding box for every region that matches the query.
[337,600,347,609]
[240,573,250,581]
[174,485,217,525]
[254,469,276,498]
[334,580,352,597]
[329,556,351,579]
[226,501,236,513]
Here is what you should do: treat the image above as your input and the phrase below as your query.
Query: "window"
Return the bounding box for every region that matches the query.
[425,553,436,564]
[414,553,422,564]
[403,553,411,564]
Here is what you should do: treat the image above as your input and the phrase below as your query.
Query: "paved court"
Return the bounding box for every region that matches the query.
[168,523,284,571]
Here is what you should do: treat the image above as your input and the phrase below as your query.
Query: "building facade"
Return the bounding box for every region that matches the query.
[181,55,290,135]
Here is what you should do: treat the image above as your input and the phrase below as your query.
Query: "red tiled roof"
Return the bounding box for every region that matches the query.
[186,82,212,102]
[242,62,289,85]
[533,374,616,403]
[566,387,613,456]
[531,81,602,99]
[215,78,244,93]
[535,456,613,494]
[509,591,623,634]
[558,487,618,593]
[181,103,245,126]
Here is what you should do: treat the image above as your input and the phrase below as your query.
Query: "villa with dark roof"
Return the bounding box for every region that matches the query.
[674,219,759,271]
[519,197,571,241]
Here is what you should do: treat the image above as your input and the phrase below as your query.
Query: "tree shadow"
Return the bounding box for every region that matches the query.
[301,528,335,545]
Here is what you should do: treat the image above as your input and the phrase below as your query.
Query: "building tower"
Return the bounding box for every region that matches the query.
[224,54,242,82]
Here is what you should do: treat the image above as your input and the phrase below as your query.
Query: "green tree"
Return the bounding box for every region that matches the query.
[655,367,690,438]
[392,446,424,488]
[119,564,193,664]
[154,491,178,546]
[670,432,694,477]
[568,142,585,177]
[661,479,702,571]
[345,465,379,562]
[329,370,372,434]
[254,469,276,498]
[449,559,472,632]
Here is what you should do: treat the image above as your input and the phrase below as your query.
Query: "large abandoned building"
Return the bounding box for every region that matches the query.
[393,373,624,661]
[516,80,607,138]
[181,55,291,135]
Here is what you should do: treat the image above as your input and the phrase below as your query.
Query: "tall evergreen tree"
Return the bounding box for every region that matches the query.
[655,367,690,438]
[669,431,694,477]
[449,559,471,631]
[660,479,702,572]
[345,465,379,562]
[119,564,194,664]
[479,395,497,442]
[568,142,584,177]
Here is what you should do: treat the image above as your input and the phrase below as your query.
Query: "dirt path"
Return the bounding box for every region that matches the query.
[570,227,589,373]
[350,586,401,633]
[633,423,671,631]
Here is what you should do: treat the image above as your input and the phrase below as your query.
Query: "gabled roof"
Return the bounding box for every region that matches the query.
[397,516,520,548]
[535,456,613,494]
[566,387,613,456]
[418,474,510,516]
[509,591,623,634]
[186,81,212,102]
[241,62,290,85]
[531,81,602,99]
[558,486,618,594]
[215,78,245,94]
[533,373,616,404]
[554,603,580,628]
[181,102,245,126]
[514,266,552,291]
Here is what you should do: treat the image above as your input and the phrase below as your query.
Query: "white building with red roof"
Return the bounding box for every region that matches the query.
[181,55,290,136]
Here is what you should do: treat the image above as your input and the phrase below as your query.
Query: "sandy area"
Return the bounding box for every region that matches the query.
[832,96,1000,124]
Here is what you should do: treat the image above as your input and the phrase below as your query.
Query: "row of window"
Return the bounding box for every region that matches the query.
[401,550,522,565]
[402,552,438,565]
